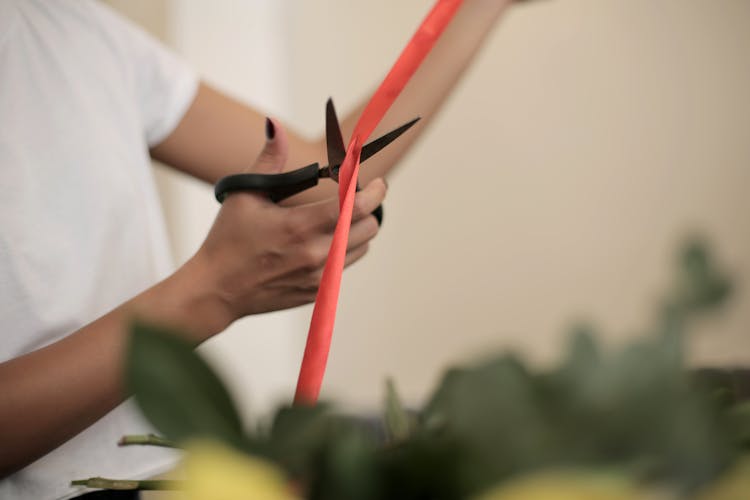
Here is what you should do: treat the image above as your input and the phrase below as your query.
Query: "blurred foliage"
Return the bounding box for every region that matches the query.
[125,240,750,499]
[126,322,246,447]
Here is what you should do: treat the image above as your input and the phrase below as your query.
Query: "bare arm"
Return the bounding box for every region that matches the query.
[0,257,225,477]
[0,0,521,475]
[0,123,386,477]
[150,0,516,203]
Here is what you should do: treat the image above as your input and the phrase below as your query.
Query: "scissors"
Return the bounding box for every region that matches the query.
[214,98,420,226]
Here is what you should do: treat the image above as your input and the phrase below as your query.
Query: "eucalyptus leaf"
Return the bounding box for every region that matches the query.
[383,377,412,443]
[309,423,379,500]
[266,404,332,476]
[115,240,748,499]
[729,401,750,450]
[126,322,245,447]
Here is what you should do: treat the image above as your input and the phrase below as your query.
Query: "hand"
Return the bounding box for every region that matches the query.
[192,118,386,330]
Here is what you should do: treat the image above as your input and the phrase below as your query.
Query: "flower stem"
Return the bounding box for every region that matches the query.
[118,434,178,448]
[71,477,184,490]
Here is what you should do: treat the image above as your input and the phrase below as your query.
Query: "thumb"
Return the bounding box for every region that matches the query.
[249,117,289,174]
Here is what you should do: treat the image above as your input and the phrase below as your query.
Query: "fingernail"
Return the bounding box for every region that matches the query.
[383,178,389,189]
[265,117,276,140]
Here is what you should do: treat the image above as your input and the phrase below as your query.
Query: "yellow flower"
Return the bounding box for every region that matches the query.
[694,456,750,500]
[473,470,662,500]
[184,440,297,500]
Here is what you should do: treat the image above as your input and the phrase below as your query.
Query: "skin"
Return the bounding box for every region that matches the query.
[0,0,516,477]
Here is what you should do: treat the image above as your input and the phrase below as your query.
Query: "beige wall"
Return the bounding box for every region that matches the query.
[110,1,750,414]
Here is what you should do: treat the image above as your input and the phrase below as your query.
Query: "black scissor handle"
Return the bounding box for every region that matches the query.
[215,162,383,226]
[356,182,383,226]
[214,163,320,203]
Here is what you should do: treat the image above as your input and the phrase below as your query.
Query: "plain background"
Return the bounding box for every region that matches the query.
[105,0,750,419]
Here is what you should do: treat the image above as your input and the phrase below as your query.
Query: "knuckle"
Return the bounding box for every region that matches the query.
[352,198,369,220]
[365,216,379,238]
[300,245,327,272]
[345,243,369,267]
[283,213,309,244]
[326,205,339,227]
[293,203,337,235]
[258,249,284,271]
[315,203,338,229]
[353,215,379,242]
[296,275,320,294]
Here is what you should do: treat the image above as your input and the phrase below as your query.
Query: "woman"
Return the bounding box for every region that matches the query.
[0,0,529,498]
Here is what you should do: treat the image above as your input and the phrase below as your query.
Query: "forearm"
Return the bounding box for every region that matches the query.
[151,0,515,202]
[0,158,384,476]
[289,0,516,203]
[0,255,227,477]
[337,0,515,185]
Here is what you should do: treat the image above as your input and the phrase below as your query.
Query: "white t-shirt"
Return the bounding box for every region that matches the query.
[0,0,199,498]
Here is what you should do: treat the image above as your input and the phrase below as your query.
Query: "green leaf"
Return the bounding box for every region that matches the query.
[666,239,732,317]
[309,424,379,500]
[423,355,551,494]
[266,404,332,476]
[125,322,245,447]
[383,377,412,443]
[729,401,750,450]
[113,241,746,498]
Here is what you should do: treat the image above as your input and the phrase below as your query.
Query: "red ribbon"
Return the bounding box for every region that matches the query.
[294,0,464,405]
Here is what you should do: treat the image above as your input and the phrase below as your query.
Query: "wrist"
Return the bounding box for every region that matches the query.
[174,252,236,342]
[130,253,235,344]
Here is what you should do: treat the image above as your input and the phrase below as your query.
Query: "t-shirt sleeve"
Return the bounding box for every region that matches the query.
[88,1,200,147]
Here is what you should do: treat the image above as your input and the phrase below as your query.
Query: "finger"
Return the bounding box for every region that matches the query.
[343,242,369,268]
[301,215,376,276]
[289,197,340,235]
[287,177,387,236]
[347,213,379,250]
[249,117,289,174]
[351,178,387,223]
[273,240,371,292]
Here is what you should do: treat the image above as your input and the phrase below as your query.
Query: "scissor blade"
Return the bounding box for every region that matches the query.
[325,98,347,168]
[360,117,421,164]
